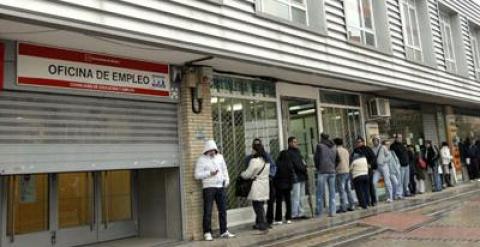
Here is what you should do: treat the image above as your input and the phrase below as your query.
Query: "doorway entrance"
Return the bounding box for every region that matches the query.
[3,170,137,247]
[281,98,319,165]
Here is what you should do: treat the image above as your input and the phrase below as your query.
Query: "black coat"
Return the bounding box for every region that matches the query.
[274,150,296,190]
[352,145,377,170]
[288,148,307,182]
[390,141,409,167]
[425,146,439,168]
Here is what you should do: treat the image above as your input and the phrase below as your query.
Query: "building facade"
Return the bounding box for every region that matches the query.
[2,0,480,245]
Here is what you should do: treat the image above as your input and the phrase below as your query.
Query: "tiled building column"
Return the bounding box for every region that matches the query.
[179,66,214,240]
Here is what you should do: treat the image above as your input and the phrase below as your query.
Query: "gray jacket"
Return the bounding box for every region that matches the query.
[372,144,391,167]
[314,139,337,174]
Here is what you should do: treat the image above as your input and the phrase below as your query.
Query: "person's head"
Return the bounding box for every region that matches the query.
[407,144,414,151]
[425,140,432,148]
[355,137,365,148]
[288,136,298,149]
[320,133,330,141]
[252,138,262,149]
[333,138,343,146]
[441,141,449,147]
[394,134,403,143]
[372,136,380,146]
[252,143,267,160]
[203,140,219,157]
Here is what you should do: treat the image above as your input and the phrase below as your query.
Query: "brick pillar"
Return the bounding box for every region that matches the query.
[179,66,214,240]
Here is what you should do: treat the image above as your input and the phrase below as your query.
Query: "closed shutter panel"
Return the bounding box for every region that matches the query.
[0,91,179,175]
[423,113,439,145]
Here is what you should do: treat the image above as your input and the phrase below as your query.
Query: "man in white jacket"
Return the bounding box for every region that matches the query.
[195,140,235,241]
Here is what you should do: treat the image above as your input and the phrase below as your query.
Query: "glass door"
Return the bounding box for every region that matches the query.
[281,98,319,166]
[98,170,137,242]
[6,174,52,247]
[55,172,96,246]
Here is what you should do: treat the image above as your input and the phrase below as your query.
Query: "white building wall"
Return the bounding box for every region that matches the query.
[2,0,480,103]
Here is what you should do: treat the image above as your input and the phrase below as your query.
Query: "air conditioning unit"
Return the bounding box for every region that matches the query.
[369,98,391,118]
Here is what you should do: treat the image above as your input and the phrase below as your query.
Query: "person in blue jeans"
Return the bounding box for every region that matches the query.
[314,133,338,217]
[334,138,355,213]
[390,134,411,197]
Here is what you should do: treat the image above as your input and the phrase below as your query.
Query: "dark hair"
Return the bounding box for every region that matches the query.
[426,140,432,145]
[252,143,268,160]
[288,136,296,144]
[441,142,449,147]
[356,137,365,142]
[321,133,330,140]
[252,138,262,145]
[333,138,343,146]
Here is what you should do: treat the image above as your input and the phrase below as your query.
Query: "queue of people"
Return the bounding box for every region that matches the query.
[194,134,459,241]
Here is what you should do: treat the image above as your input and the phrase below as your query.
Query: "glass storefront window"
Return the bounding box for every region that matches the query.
[212,75,276,98]
[320,91,360,106]
[321,107,362,150]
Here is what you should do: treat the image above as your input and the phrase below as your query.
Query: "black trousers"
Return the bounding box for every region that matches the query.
[353,175,370,209]
[409,165,417,195]
[253,201,267,230]
[275,187,292,221]
[266,179,276,224]
[202,187,227,234]
[368,169,376,205]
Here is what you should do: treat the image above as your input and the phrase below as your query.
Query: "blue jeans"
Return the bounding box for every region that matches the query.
[291,181,306,218]
[390,174,401,198]
[336,173,354,211]
[316,173,336,217]
[399,166,411,197]
[372,164,393,201]
[433,165,443,191]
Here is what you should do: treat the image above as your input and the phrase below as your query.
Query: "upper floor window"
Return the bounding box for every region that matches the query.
[439,12,456,73]
[261,0,308,25]
[400,0,422,62]
[471,33,480,79]
[344,0,376,47]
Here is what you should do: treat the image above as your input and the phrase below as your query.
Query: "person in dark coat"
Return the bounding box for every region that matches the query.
[473,140,480,179]
[352,137,377,206]
[314,133,338,217]
[407,145,417,196]
[425,140,441,192]
[287,137,307,219]
[273,137,296,224]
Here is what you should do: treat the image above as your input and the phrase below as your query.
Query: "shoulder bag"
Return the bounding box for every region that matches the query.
[235,162,266,198]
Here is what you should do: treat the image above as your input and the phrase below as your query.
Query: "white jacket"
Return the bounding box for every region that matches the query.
[241,157,270,201]
[440,146,452,165]
[350,157,368,179]
[194,140,230,188]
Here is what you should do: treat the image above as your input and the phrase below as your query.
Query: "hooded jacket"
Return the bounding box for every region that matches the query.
[352,145,377,170]
[314,139,337,174]
[194,140,230,188]
[372,141,391,167]
[350,153,369,179]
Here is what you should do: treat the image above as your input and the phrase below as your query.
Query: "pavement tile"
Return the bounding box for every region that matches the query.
[360,212,433,232]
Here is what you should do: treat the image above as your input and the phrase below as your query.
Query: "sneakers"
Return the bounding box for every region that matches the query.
[204,232,213,241]
[220,231,235,238]
[286,220,292,224]
[272,221,283,225]
[386,199,393,203]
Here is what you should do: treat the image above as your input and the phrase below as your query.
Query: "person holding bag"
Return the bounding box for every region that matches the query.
[240,143,270,232]
[440,142,454,187]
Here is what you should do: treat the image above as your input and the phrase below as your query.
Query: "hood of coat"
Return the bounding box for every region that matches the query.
[203,140,219,154]
[321,139,335,148]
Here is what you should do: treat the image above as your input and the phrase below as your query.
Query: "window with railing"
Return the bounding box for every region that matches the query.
[260,0,308,25]
[211,75,279,209]
[439,12,457,73]
[344,0,376,47]
[401,0,423,62]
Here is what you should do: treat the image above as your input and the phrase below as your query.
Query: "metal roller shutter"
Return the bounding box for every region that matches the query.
[0,90,179,175]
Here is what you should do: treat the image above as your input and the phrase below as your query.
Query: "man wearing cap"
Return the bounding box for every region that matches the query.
[195,140,235,241]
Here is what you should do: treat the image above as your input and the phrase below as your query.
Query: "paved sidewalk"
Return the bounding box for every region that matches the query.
[171,182,480,247]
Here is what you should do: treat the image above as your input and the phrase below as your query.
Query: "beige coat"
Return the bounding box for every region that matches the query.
[336,146,350,174]
[241,157,270,201]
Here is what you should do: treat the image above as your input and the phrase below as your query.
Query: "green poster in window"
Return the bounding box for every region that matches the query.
[20,175,36,203]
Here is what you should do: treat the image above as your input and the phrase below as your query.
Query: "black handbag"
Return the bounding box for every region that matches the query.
[235,162,266,198]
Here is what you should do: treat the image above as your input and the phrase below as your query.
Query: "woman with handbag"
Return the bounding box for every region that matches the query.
[415,148,427,194]
[240,143,270,232]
